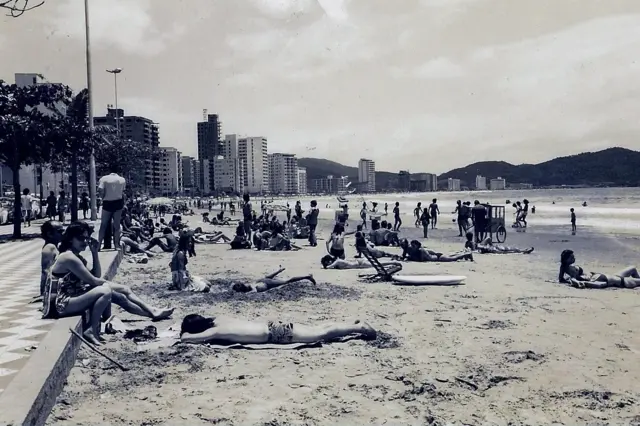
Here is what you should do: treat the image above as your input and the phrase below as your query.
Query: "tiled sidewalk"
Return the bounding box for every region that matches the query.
[0,237,51,394]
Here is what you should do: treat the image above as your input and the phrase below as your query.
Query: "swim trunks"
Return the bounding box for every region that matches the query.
[102,198,124,213]
[267,320,294,344]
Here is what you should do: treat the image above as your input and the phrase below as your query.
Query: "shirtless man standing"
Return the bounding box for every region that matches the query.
[97,172,126,250]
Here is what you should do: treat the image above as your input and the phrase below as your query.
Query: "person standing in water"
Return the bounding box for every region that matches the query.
[384,202,388,215]
[393,202,402,231]
[428,199,439,229]
[419,208,430,238]
[570,208,577,235]
[413,202,422,227]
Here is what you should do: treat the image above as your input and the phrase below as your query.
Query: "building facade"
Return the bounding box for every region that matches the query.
[447,178,461,191]
[475,175,487,190]
[94,107,160,190]
[181,156,202,194]
[238,136,268,194]
[398,170,411,191]
[311,175,349,194]
[210,134,244,194]
[156,147,182,195]
[268,153,298,194]
[358,159,376,192]
[297,167,307,194]
[200,159,212,194]
[197,113,222,192]
[410,173,438,192]
[490,177,507,190]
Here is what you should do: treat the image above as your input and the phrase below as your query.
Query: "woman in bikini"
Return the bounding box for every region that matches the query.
[43,222,114,345]
[558,249,640,289]
[180,313,376,345]
[464,232,534,254]
[231,267,316,293]
[400,239,473,262]
[326,223,355,260]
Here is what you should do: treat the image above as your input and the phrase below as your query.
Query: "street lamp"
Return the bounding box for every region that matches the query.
[106,68,123,136]
[84,0,98,221]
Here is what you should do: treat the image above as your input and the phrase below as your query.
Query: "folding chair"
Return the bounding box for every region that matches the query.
[359,247,403,282]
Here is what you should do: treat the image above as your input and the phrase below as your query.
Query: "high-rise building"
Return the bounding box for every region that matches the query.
[268,153,298,194]
[94,107,160,190]
[181,156,201,194]
[297,167,307,194]
[200,159,212,194]
[398,170,411,191]
[197,113,222,191]
[447,178,461,191]
[358,159,376,192]
[475,175,487,190]
[156,147,182,195]
[238,136,268,194]
[490,177,507,190]
[212,135,245,194]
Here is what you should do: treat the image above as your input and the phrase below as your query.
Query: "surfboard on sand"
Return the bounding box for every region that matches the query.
[391,275,466,286]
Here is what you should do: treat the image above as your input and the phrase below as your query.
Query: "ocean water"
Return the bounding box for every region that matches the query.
[271,187,640,236]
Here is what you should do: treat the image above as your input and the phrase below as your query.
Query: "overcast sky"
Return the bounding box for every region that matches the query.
[2,0,640,173]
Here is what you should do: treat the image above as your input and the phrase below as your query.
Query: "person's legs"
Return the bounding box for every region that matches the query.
[63,286,112,345]
[98,209,115,247]
[291,320,376,343]
[616,266,639,278]
[438,252,473,262]
[112,209,123,248]
[431,215,437,229]
[423,224,428,238]
[145,237,169,251]
[107,282,173,320]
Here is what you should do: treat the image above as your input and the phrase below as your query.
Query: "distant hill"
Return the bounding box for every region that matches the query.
[439,147,640,187]
[298,148,640,190]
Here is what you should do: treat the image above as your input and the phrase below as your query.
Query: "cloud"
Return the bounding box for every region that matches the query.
[46,0,185,56]
[248,0,315,18]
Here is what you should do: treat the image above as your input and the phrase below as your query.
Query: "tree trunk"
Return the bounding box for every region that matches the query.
[38,166,44,217]
[70,152,78,222]
[11,164,21,239]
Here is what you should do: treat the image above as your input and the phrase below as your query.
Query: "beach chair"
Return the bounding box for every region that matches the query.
[359,247,403,282]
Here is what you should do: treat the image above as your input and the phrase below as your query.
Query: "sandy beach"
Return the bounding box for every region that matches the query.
[47,212,640,426]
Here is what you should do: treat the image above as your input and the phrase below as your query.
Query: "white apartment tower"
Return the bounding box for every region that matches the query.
[238,136,268,194]
[268,153,298,194]
[475,175,487,190]
[490,177,507,190]
[297,167,307,194]
[358,158,376,193]
[157,147,182,195]
[212,135,244,193]
[447,178,461,191]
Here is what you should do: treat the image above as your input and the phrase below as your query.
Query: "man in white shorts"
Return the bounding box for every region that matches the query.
[97,172,126,250]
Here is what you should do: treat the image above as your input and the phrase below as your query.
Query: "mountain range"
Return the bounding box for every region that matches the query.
[298,147,640,189]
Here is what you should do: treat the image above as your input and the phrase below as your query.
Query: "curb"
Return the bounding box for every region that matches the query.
[0,250,123,426]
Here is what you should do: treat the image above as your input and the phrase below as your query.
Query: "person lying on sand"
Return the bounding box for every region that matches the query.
[400,239,473,262]
[231,266,316,293]
[558,249,640,289]
[180,313,376,345]
[321,254,402,270]
[193,230,232,244]
[464,232,534,254]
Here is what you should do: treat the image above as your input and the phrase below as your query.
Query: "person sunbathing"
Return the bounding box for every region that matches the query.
[231,267,315,293]
[464,232,534,254]
[193,230,231,244]
[180,313,376,345]
[400,239,473,262]
[45,221,174,327]
[558,249,640,289]
[144,227,177,252]
[321,254,402,270]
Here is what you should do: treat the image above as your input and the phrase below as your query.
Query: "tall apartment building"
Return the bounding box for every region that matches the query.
[94,107,160,190]
[297,167,307,194]
[358,159,376,193]
[212,134,244,194]
[311,175,349,194]
[201,159,212,194]
[475,175,487,190]
[490,177,507,190]
[398,170,411,191]
[156,147,182,195]
[181,156,201,194]
[268,153,298,194]
[196,113,222,192]
[238,136,268,194]
[447,178,461,191]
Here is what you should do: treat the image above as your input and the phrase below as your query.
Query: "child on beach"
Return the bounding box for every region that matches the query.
[570,208,576,235]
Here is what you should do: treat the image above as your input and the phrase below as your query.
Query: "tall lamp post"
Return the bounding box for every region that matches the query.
[84,0,98,221]
[106,68,123,137]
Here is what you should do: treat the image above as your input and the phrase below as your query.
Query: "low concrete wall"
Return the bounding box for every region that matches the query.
[0,250,123,426]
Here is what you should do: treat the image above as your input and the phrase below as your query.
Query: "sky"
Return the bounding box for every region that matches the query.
[2,0,640,173]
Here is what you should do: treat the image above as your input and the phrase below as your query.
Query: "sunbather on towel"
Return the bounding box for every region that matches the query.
[320,254,402,270]
[400,239,473,262]
[193,231,231,244]
[464,232,534,254]
[559,249,640,289]
[231,267,315,293]
[180,313,376,345]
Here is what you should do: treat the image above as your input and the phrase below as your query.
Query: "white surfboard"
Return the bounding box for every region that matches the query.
[391,275,467,286]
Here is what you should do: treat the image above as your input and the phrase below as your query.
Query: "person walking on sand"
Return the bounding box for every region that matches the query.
[393,202,402,231]
[414,202,422,227]
[570,208,577,235]
[420,208,430,238]
[428,198,439,229]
